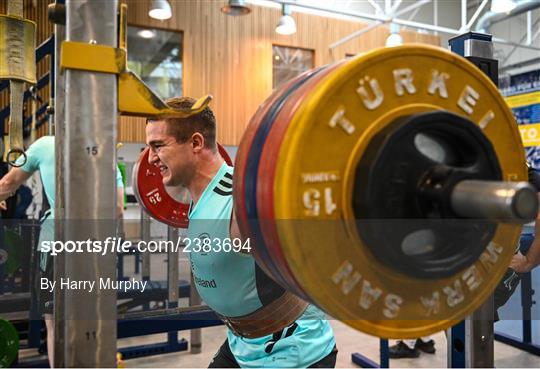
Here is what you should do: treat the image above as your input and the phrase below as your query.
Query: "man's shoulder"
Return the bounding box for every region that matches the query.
[30,136,54,151]
[212,168,233,197]
[34,135,54,144]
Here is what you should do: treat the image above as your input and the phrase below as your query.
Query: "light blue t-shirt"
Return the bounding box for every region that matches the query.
[17,136,55,216]
[17,136,125,217]
[17,136,124,270]
[188,162,336,368]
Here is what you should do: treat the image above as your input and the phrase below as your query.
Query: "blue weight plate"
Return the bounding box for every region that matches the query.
[244,67,324,296]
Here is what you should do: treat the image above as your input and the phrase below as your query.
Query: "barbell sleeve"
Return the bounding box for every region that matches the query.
[451,180,538,223]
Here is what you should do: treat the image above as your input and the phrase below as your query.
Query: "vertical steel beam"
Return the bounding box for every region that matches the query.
[167,226,180,348]
[434,0,438,35]
[461,0,467,31]
[53,3,66,366]
[448,32,495,368]
[527,11,532,45]
[167,227,179,307]
[190,271,202,354]
[141,211,151,281]
[62,0,118,366]
[465,299,495,368]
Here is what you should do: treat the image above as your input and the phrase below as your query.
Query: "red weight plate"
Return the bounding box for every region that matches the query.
[234,70,321,280]
[234,72,315,237]
[246,67,329,299]
[257,61,348,297]
[233,93,283,278]
[134,143,232,228]
[245,69,328,296]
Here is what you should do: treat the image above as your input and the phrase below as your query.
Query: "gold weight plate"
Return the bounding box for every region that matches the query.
[273,45,526,338]
[0,15,36,84]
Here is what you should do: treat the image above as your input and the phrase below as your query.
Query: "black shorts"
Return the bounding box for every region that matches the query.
[493,267,522,321]
[208,339,338,368]
[38,252,54,315]
[492,233,535,320]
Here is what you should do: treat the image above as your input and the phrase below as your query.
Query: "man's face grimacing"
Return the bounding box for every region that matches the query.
[145,120,196,187]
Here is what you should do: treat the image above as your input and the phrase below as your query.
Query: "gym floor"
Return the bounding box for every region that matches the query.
[19,320,539,368]
[18,251,540,368]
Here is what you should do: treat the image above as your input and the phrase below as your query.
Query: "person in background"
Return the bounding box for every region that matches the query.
[389,337,435,359]
[0,136,124,367]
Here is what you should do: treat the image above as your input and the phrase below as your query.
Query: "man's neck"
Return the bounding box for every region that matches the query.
[189,153,225,205]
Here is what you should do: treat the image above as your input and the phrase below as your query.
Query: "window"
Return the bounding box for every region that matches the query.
[127,26,183,99]
[272,45,314,90]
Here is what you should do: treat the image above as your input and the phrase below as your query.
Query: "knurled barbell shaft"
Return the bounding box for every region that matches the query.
[451,180,538,223]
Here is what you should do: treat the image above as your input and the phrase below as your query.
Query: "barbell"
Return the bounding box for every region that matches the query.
[133,45,536,338]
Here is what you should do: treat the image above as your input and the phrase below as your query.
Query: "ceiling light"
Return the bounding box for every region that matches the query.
[137,29,156,39]
[149,0,172,20]
[221,0,251,16]
[276,5,296,35]
[490,0,517,13]
[385,23,403,47]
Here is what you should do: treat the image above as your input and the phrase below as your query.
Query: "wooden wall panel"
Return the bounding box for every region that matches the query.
[1,0,54,137]
[122,0,440,144]
[3,1,440,145]
[0,0,53,44]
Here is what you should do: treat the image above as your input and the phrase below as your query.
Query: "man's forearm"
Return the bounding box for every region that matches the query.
[0,168,32,202]
[524,240,540,269]
[0,178,17,201]
[525,219,540,269]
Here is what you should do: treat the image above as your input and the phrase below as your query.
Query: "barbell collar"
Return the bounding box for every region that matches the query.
[451,180,538,223]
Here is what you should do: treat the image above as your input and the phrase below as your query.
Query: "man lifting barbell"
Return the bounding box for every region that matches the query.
[137,46,540,356]
[145,97,337,368]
